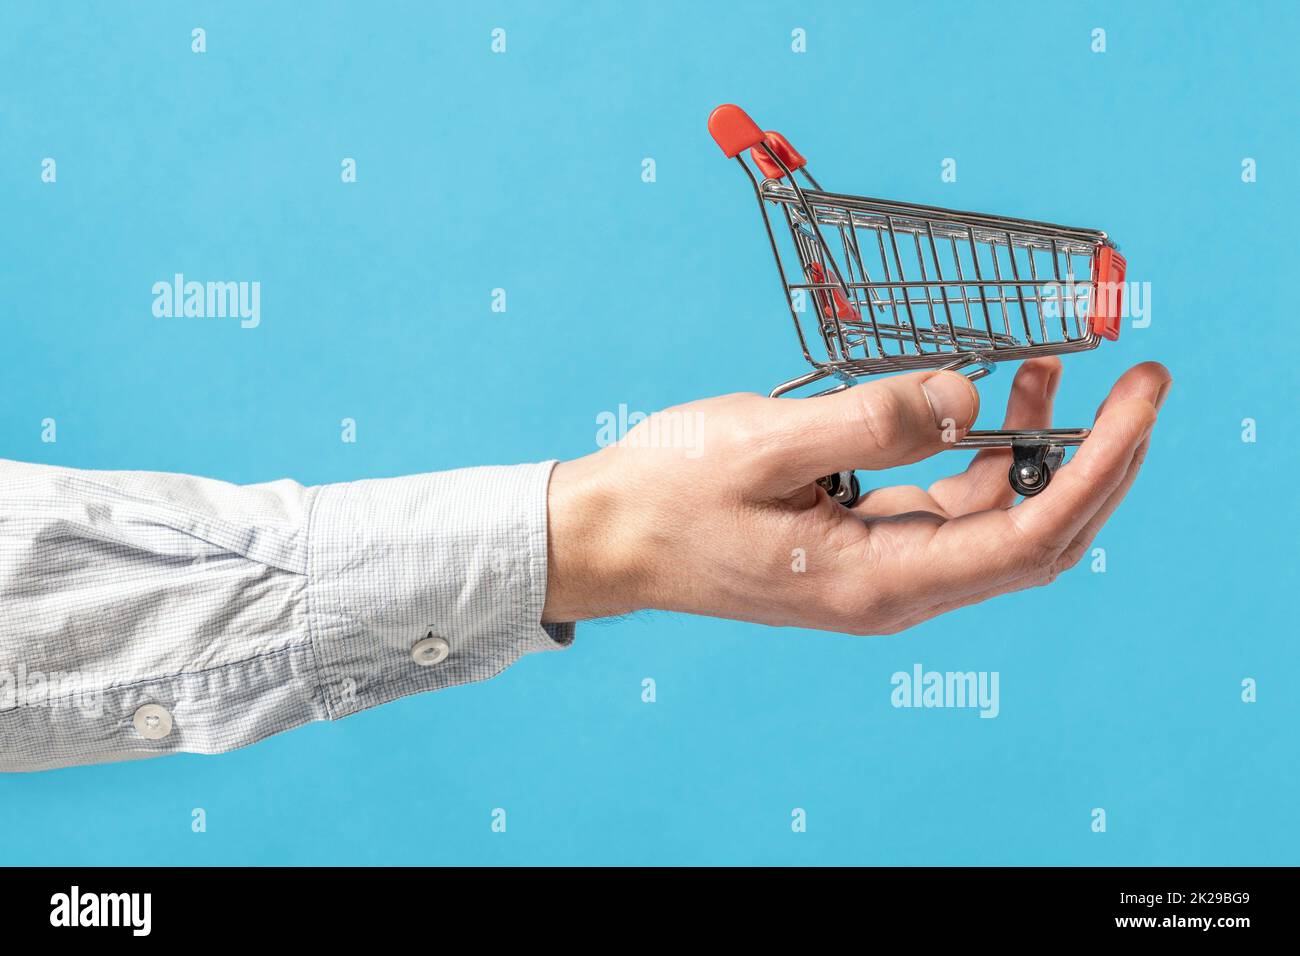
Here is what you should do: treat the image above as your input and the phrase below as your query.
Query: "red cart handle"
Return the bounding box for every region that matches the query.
[708,104,765,158]
[750,131,807,180]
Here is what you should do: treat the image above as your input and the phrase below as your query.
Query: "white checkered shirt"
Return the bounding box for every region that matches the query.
[0,458,574,772]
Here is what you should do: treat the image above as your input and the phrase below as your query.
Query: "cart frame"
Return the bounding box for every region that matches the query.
[708,104,1127,502]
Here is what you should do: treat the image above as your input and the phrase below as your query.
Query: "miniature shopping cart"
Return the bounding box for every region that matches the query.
[708,104,1126,504]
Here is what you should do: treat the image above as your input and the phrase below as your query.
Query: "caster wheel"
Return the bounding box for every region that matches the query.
[844,472,861,508]
[817,470,861,507]
[1008,460,1052,497]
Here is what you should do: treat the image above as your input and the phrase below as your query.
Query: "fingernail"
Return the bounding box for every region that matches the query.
[1154,379,1172,410]
[922,372,978,430]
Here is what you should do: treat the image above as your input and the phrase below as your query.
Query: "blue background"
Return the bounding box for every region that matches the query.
[1,1,1295,865]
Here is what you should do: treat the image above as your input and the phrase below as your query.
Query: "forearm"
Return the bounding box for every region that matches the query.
[0,458,571,772]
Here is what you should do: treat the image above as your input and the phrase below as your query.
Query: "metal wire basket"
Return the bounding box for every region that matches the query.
[708,103,1127,503]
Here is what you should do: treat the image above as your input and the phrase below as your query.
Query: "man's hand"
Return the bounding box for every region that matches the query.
[542,360,1171,634]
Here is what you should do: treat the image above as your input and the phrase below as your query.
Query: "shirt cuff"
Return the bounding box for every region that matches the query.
[305,460,574,719]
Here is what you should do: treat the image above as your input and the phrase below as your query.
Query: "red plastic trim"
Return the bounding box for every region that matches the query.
[1090,246,1126,341]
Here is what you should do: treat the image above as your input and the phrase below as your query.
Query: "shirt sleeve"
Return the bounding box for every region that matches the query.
[0,458,574,772]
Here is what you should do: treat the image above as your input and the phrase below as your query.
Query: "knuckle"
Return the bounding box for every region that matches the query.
[857,390,910,452]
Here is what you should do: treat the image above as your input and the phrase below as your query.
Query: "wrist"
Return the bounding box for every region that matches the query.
[542,452,646,623]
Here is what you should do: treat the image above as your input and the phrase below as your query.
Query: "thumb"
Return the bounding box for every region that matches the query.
[764,369,979,490]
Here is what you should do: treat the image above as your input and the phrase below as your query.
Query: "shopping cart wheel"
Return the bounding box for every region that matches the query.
[817,470,861,508]
[1009,461,1052,497]
[1008,442,1066,498]
[844,472,861,507]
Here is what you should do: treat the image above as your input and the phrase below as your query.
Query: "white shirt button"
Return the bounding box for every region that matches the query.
[410,634,450,667]
[132,703,173,740]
